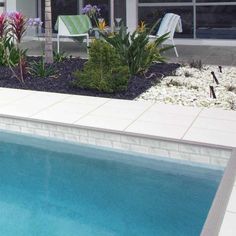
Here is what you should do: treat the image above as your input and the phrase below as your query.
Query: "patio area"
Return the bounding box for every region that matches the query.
[21,39,236,66]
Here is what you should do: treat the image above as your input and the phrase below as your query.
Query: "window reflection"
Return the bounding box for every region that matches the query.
[84,0,110,24]
[41,0,78,32]
[138,1,236,39]
[138,6,194,38]
[196,5,236,39]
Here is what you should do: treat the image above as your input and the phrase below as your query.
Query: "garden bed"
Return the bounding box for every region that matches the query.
[0,57,179,100]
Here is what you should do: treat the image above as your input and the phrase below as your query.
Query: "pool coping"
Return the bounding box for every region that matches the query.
[0,113,234,151]
[201,149,236,236]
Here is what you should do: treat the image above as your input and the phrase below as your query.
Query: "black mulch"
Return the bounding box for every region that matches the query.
[0,57,180,100]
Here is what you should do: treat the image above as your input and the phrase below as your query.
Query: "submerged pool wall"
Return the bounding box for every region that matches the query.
[0,115,232,169]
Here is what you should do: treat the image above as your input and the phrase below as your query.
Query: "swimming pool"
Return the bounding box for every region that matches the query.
[0,131,222,236]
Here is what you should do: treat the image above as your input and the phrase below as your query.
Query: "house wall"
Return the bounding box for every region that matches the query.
[138,1,236,39]
[5,0,16,12]
[16,0,37,18]
[126,0,137,32]
[0,0,5,13]
[5,0,37,18]
[5,0,236,40]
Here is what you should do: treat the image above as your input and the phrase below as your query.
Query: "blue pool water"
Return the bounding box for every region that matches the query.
[0,132,222,236]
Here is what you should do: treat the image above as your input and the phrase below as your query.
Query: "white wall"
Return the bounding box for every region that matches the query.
[16,0,37,18]
[6,0,16,12]
[0,0,5,14]
[126,0,138,33]
[5,0,37,18]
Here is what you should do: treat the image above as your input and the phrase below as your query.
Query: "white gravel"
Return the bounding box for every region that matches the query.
[136,65,236,110]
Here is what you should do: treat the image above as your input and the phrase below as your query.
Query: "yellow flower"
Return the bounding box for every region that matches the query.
[98,19,106,31]
[137,21,146,32]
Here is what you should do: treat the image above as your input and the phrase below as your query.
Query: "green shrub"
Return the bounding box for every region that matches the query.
[0,36,23,66]
[29,58,57,78]
[100,24,171,75]
[53,51,69,62]
[73,40,130,93]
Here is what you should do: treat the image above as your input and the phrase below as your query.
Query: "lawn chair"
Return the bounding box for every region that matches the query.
[149,13,182,57]
[55,15,92,53]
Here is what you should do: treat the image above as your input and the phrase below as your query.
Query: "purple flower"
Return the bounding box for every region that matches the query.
[28,17,43,27]
[81,4,101,18]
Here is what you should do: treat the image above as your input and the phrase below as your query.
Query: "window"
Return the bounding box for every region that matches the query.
[139,6,193,38]
[41,0,78,32]
[196,5,236,39]
[138,0,236,39]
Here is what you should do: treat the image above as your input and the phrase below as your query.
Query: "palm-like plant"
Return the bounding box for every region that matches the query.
[44,0,53,63]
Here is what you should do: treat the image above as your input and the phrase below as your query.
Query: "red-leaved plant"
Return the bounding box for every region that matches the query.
[0,13,7,39]
[7,12,28,83]
[8,11,27,44]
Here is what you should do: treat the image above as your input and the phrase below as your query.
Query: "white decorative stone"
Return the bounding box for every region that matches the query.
[136,65,236,110]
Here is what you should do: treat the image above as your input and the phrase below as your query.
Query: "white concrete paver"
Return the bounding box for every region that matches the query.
[149,102,202,116]
[135,110,197,126]
[83,99,153,120]
[0,92,68,117]
[227,186,236,213]
[191,117,236,133]
[75,115,133,131]
[125,120,188,139]
[183,128,236,147]
[183,107,236,147]
[219,211,236,236]
[0,88,235,236]
[219,179,236,236]
[62,94,109,106]
[125,104,201,139]
[0,88,34,107]
[0,88,235,147]
[200,108,236,121]
[31,103,100,123]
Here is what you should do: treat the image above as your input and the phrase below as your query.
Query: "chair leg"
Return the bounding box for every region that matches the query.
[57,35,60,53]
[172,39,179,57]
[86,34,89,54]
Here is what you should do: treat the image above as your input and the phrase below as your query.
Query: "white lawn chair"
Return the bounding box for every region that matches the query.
[55,15,92,53]
[149,13,182,57]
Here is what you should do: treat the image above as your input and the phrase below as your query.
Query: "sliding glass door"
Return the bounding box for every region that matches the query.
[138,0,236,39]
[41,0,78,31]
[114,0,126,25]
[40,0,126,30]
[83,0,110,24]
[196,4,236,39]
[82,0,126,26]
